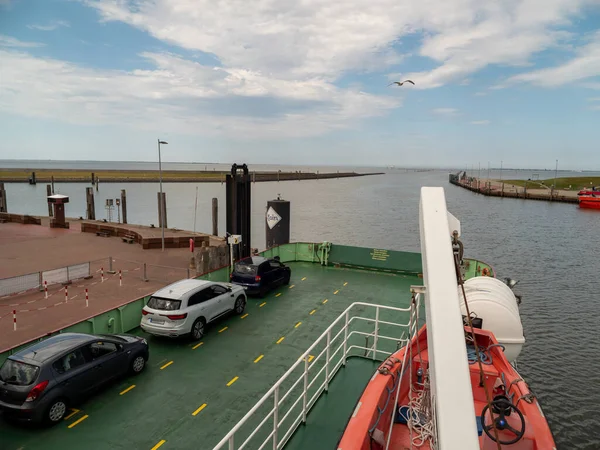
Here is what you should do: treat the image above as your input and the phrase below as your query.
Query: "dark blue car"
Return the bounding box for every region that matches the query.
[231,256,291,297]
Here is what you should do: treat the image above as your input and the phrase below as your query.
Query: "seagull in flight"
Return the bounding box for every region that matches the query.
[388,80,415,86]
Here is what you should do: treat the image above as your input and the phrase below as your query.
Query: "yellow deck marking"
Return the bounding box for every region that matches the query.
[289,284,295,289]
[241,313,249,319]
[276,337,285,344]
[275,293,282,297]
[160,361,173,370]
[308,355,315,363]
[309,309,316,315]
[219,326,228,333]
[192,403,207,416]
[301,277,306,281]
[295,322,302,328]
[227,376,239,387]
[63,409,80,421]
[259,302,266,307]
[151,440,166,450]
[334,290,339,295]
[192,342,204,350]
[67,414,89,429]
[343,282,348,286]
[322,299,328,304]
[254,354,264,363]
[119,385,136,395]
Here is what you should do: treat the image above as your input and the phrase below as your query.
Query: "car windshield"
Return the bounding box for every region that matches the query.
[147,296,181,311]
[0,359,40,386]
[234,263,257,275]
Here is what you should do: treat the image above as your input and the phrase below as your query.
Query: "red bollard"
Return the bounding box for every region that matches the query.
[13,310,16,331]
[85,288,89,307]
[119,269,122,287]
[101,267,104,283]
[65,286,68,304]
[44,280,48,299]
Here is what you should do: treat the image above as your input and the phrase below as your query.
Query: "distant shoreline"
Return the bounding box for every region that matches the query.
[0,168,384,183]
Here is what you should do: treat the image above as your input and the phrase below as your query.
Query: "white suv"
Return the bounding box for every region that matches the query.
[140,279,247,340]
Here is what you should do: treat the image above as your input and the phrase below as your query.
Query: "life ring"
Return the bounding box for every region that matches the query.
[482,268,490,276]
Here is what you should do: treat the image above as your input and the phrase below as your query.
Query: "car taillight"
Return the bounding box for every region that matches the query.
[255,276,261,282]
[230,273,233,279]
[166,313,188,320]
[142,310,149,315]
[26,380,48,402]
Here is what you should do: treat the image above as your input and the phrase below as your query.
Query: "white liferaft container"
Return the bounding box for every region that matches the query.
[458,276,525,362]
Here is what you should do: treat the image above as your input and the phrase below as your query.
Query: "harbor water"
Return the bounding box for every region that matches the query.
[2,164,599,449]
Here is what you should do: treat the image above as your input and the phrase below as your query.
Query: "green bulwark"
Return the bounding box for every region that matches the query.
[328,244,422,275]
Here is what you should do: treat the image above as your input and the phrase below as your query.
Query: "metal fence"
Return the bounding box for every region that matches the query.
[0,256,194,298]
[213,300,419,450]
[0,263,91,297]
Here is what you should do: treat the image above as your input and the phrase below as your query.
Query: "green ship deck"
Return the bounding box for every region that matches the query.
[0,240,491,450]
[0,262,421,450]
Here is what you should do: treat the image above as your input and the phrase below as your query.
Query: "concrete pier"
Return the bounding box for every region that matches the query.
[449,173,579,204]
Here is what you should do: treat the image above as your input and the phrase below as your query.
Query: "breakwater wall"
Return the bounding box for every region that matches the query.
[449,173,578,204]
[0,169,384,183]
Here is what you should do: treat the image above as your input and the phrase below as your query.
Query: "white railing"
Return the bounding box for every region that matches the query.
[212,301,418,450]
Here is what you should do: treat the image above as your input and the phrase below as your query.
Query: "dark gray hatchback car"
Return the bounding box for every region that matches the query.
[0,332,149,424]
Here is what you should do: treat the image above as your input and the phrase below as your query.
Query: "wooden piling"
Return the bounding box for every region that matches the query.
[46,185,53,217]
[212,198,218,236]
[121,189,127,224]
[85,187,95,220]
[0,182,6,213]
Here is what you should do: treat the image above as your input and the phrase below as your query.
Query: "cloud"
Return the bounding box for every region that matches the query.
[432,107,459,116]
[501,31,600,88]
[471,120,490,125]
[0,35,44,48]
[0,48,399,138]
[27,20,70,31]
[86,0,592,88]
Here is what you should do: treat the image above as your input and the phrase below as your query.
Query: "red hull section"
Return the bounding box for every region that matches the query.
[579,197,600,209]
[338,326,556,450]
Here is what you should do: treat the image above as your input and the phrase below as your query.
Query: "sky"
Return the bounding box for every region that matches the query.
[0,0,599,169]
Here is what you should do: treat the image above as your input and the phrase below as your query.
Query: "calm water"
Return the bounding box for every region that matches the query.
[2,166,599,449]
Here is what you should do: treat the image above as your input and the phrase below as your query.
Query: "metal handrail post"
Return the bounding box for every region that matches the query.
[228,436,234,450]
[373,306,380,360]
[302,357,308,423]
[273,385,279,449]
[325,330,331,391]
[342,311,349,366]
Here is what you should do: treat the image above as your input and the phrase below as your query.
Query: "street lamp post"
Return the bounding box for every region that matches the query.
[158,139,168,251]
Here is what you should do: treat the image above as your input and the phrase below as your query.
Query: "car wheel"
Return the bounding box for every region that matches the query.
[284,274,290,285]
[46,398,67,424]
[259,287,267,298]
[191,318,206,340]
[234,296,246,314]
[130,354,146,375]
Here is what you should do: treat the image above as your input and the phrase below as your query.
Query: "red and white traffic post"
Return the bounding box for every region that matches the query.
[13,310,16,331]
[119,269,122,287]
[65,285,68,304]
[85,288,89,307]
[44,280,48,299]
[101,267,104,283]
